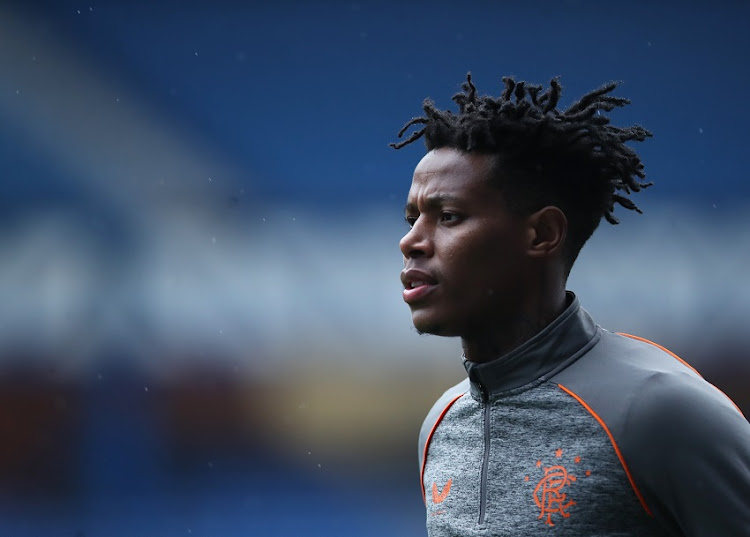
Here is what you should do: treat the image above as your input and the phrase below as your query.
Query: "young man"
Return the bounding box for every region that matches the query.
[392,74,750,536]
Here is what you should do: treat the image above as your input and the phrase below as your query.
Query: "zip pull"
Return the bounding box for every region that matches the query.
[477,381,488,404]
[467,366,489,404]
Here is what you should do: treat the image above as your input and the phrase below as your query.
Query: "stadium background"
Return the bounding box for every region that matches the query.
[1,1,748,535]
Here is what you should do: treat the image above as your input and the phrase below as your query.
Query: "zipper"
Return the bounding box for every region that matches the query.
[478,382,490,525]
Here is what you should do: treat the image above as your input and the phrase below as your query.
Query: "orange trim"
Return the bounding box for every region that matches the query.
[618,333,746,418]
[617,332,702,377]
[557,383,653,517]
[420,392,465,504]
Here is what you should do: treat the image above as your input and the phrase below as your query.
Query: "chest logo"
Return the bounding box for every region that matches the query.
[534,465,576,526]
[432,479,452,504]
[525,450,591,527]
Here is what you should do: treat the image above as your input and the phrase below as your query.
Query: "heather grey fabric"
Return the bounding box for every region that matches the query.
[418,294,750,536]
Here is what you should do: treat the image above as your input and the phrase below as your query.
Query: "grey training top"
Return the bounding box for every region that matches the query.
[419,293,750,536]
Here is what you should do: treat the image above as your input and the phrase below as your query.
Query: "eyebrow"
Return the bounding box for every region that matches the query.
[404,194,462,213]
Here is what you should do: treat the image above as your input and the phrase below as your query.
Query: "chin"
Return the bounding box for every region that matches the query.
[411,312,460,337]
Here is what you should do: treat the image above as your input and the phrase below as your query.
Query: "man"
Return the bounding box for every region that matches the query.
[391,74,750,536]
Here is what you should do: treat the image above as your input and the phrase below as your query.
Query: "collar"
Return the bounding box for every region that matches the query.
[463,292,599,400]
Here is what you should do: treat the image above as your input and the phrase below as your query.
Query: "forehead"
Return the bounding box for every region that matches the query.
[408,148,496,199]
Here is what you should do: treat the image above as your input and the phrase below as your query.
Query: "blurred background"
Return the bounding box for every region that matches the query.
[1,1,748,535]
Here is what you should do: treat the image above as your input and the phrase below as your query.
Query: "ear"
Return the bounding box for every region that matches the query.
[525,206,567,259]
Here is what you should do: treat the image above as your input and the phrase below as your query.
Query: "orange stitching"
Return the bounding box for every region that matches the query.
[618,333,746,418]
[617,332,702,376]
[420,392,465,503]
[557,383,653,516]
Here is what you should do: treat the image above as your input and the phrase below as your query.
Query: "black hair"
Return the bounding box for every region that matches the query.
[391,73,652,269]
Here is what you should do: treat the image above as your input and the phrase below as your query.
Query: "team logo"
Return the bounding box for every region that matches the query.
[534,464,576,525]
[525,449,591,527]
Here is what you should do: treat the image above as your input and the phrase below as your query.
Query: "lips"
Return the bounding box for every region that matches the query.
[401,268,438,304]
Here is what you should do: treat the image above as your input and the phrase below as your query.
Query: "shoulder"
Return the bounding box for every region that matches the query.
[617,344,749,468]
[551,330,750,533]
[617,341,750,475]
[552,329,746,441]
[619,341,750,533]
[551,329,709,398]
[417,378,470,471]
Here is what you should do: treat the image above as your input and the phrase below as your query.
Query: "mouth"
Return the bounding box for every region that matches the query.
[401,269,438,305]
[403,282,436,304]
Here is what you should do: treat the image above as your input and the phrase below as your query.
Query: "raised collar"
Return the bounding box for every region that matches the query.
[463,292,599,400]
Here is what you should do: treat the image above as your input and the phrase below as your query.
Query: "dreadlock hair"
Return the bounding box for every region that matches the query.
[390,73,652,272]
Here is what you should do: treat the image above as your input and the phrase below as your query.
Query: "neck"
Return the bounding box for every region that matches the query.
[461,288,568,364]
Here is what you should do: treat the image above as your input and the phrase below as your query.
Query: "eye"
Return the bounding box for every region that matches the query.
[440,212,460,224]
[405,215,418,228]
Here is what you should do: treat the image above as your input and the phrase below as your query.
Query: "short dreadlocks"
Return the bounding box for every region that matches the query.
[391,73,652,270]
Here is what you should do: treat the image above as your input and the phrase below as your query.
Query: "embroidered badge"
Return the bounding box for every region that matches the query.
[525,450,592,527]
[534,465,576,526]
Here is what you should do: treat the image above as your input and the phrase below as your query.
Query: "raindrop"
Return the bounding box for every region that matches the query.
[208,177,212,182]
[698,128,704,134]
[144,386,149,392]
[211,236,216,244]
[76,9,81,14]
[208,461,214,468]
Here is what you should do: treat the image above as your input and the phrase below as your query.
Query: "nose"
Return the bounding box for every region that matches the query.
[399,219,433,259]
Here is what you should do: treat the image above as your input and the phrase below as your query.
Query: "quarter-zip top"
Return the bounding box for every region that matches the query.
[417,293,750,536]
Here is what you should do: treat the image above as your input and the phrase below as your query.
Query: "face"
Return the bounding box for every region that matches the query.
[399,148,531,337]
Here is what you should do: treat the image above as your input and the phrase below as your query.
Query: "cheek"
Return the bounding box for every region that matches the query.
[452,232,525,289]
